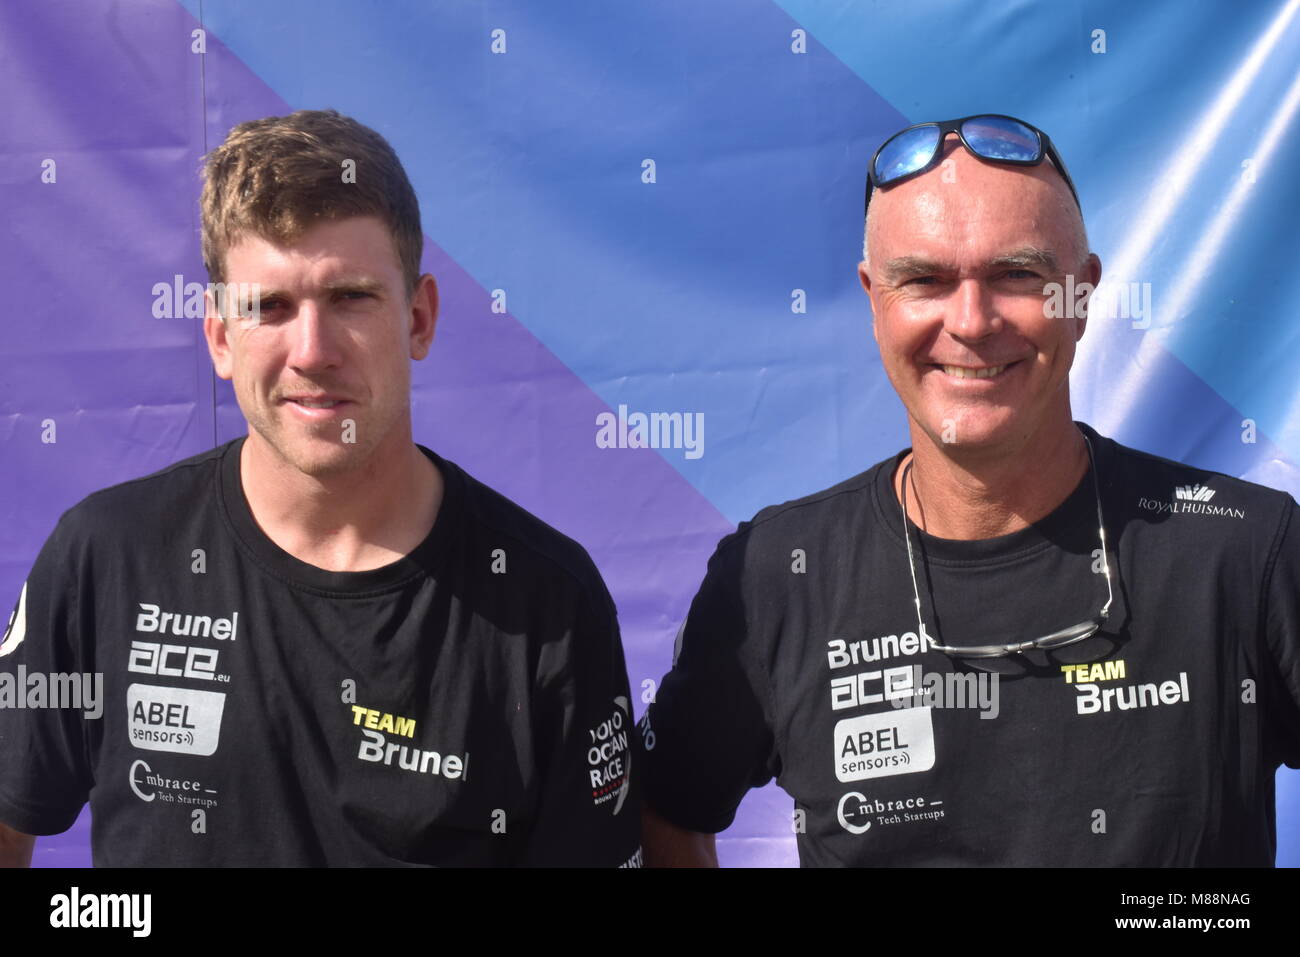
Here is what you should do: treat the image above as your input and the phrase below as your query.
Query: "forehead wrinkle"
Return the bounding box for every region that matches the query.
[869,171,1085,277]
[880,245,1063,285]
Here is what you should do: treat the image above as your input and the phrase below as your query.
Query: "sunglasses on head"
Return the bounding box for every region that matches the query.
[864,113,1081,214]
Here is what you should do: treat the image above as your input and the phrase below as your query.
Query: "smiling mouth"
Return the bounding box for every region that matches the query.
[934,361,1019,380]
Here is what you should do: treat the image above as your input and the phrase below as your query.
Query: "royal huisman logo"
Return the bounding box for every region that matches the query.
[1137,482,1244,519]
[1174,484,1215,502]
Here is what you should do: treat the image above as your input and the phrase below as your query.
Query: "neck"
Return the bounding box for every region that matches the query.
[895,415,1088,540]
[239,426,443,571]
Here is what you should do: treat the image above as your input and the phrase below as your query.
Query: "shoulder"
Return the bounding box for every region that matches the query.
[707,458,893,582]
[1092,424,1296,524]
[50,441,231,543]
[744,464,884,532]
[1084,424,1298,575]
[429,450,610,606]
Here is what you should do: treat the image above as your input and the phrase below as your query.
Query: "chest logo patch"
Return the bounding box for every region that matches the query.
[834,706,935,782]
[127,683,227,755]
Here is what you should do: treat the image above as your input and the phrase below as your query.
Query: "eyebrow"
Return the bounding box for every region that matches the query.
[255,277,387,300]
[323,277,386,294]
[881,256,951,284]
[881,246,1062,284]
[987,246,1062,274]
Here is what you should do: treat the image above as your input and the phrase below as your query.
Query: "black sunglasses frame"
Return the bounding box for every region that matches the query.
[864,113,1082,214]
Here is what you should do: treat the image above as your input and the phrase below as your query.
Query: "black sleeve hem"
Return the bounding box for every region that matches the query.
[0,786,84,837]
[641,776,737,835]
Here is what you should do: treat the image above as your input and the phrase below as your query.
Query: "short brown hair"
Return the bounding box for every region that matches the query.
[200,109,423,295]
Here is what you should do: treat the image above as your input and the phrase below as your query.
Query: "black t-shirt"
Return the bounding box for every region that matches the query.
[0,438,641,867]
[637,422,1300,865]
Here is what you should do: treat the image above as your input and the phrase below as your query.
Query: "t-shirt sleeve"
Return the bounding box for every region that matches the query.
[636,536,777,834]
[0,515,95,835]
[518,573,642,867]
[1262,497,1300,769]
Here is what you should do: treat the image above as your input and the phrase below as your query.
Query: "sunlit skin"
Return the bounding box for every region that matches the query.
[203,215,442,570]
[859,136,1103,539]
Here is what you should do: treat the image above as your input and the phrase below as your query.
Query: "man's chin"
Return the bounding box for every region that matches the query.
[916,408,1020,452]
[250,430,370,479]
[288,453,359,480]
[295,441,380,477]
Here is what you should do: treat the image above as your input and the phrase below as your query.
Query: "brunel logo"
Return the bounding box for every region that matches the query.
[135,603,239,640]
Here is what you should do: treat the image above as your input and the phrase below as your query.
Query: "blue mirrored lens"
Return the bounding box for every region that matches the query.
[962,116,1040,161]
[874,126,942,184]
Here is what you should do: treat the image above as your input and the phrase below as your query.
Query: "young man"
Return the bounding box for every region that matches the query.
[0,110,640,867]
[636,115,1300,866]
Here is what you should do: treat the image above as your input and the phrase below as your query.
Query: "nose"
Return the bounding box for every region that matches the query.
[944,278,1003,343]
[286,300,343,373]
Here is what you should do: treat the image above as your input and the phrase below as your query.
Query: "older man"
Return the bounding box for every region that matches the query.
[636,114,1300,866]
[0,110,639,867]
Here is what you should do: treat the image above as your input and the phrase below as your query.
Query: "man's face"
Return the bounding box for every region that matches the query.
[859,138,1101,454]
[203,215,436,477]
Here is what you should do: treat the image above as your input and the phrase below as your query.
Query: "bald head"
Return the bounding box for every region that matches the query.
[855,130,1102,463]
[862,135,1089,275]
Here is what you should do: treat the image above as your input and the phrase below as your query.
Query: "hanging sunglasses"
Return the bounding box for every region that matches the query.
[864,113,1081,213]
[898,429,1113,662]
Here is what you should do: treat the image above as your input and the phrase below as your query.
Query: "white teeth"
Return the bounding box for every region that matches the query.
[942,364,1007,379]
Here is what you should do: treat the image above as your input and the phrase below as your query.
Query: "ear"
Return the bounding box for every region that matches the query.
[203,289,235,381]
[408,273,438,361]
[857,260,879,342]
[1075,253,1102,341]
